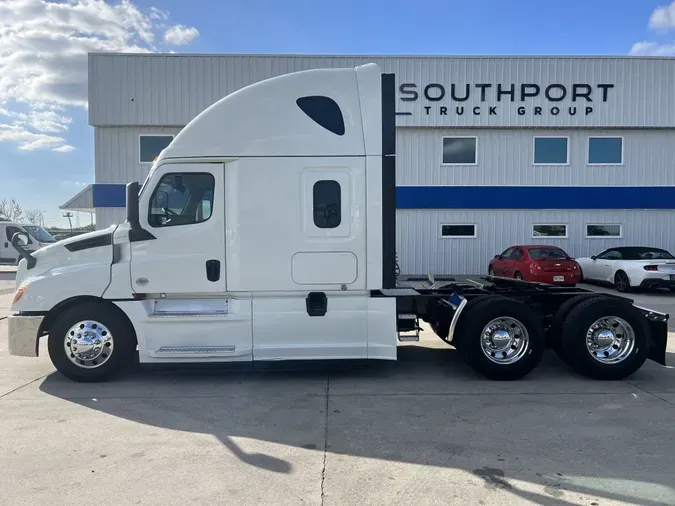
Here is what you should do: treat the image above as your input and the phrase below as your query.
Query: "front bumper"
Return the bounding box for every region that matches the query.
[7,314,44,357]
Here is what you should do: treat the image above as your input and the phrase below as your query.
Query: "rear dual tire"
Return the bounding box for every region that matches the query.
[455,296,545,380]
[552,296,648,380]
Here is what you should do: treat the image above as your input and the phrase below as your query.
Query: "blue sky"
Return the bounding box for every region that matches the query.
[0,0,673,227]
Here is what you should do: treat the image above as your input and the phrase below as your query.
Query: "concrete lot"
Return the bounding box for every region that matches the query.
[1,287,675,505]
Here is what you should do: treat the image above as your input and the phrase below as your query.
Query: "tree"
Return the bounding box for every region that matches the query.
[0,198,23,222]
[24,209,44,225]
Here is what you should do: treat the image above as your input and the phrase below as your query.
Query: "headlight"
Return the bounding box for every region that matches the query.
[13,284,28,305]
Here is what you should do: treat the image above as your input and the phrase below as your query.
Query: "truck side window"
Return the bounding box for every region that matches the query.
[313,180,341,228]
[148,173,215,228]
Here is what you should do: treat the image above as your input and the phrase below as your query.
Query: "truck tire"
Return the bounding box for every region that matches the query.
[455,296,545,380]
[559,297,648,380]
[549,294,604,363]
[47,301,137,383]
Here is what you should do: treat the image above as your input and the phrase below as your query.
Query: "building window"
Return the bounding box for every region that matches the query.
[440,224,476,238]
[140,135,174,163]
[586,224,622,238]
[313,180,341,228]
[532,224,568,238]
[148,173,215,228]
[588,137,623,165]
[533,137,569,165]
[442,137,477,165]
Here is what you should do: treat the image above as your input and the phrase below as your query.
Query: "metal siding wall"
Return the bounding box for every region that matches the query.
[95,208,126,230]
[89,54,675,128]
[95,126,183,184]
[396,209,675,275]
[397,128,675,186]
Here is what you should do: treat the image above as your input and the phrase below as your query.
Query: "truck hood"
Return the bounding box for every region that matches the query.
[15,225,118,288]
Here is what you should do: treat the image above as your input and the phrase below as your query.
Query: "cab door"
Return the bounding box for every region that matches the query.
[130,163,226,294]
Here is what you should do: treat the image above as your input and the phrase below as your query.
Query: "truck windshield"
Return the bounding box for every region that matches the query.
[23,226,56,243]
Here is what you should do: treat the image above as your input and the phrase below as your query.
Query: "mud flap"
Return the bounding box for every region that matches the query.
[639,308,669,366]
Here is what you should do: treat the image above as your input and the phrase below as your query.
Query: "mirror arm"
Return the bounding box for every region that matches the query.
[11,233,36,270]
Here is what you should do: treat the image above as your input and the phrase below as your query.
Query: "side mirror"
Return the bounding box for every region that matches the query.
[15,232,28,246]
[591,255,596,260]
[126,181,156,242]
[494,254,501,259]
[11,232,36,269]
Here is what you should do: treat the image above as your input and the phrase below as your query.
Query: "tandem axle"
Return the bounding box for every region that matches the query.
[384,276,669,381]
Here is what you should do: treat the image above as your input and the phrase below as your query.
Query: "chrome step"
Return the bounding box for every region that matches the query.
[156,346,236,354]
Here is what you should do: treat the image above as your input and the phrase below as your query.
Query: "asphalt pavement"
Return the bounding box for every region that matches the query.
[1,287,675,505]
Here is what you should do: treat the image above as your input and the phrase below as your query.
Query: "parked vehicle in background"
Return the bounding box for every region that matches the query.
[488,245,581,286]
[0,222,56,264]
[576,246,675,292]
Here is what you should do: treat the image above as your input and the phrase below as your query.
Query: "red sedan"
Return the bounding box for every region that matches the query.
[488,245,581,286]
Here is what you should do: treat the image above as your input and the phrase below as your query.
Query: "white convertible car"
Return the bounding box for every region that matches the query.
[576,246,675,292]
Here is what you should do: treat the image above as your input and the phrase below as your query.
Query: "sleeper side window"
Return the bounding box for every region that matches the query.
[148,173,215,228]
[313,180,341,228]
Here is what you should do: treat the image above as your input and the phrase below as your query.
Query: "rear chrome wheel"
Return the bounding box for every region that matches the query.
[480,317,530,365]
[455,296,545,380]
[514,272,523,280]
[559,297,648,380]
[585,317,635,365]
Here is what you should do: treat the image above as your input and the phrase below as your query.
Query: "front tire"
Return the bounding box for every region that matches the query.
[455,296,545,380]
[47,301,137,382]
[488,266,495,276]
[559,297,648,380]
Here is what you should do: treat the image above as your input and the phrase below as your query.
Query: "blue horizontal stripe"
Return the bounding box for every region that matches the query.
[92,184,126,208]
[396,186,675,210]
[90,183,675,210]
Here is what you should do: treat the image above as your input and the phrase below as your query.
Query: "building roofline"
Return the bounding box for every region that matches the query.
[87,52,675,61]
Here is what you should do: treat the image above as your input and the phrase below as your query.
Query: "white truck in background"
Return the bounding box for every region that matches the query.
[5,63,669,383]
[0,222,56,264]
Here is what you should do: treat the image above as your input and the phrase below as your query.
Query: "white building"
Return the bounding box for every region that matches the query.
[63,53,675,275]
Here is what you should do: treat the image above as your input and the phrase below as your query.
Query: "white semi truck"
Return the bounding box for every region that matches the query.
[5,63,669,383]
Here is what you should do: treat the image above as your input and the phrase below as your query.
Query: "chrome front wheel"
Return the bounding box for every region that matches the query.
[64,320,114,369]
[48,302,136,383]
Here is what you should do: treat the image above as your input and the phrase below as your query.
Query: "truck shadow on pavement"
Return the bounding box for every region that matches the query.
[38,347,675,506]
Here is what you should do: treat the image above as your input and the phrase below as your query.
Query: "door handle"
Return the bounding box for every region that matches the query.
[206,260,220,282]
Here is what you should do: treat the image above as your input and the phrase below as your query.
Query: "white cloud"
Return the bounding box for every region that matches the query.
[0,0,200,153]
[650,2,675,29]
[164,25,199,45]
[52,145,76,153]
[630,41,675,56]
[0,123,68,151]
